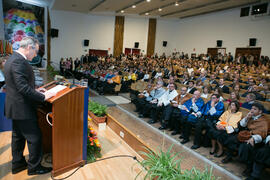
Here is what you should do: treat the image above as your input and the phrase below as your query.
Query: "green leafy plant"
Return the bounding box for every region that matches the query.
[136,145,218,180]
[88,101,107,117]
[47,64,59,77]
[136,145,182,180]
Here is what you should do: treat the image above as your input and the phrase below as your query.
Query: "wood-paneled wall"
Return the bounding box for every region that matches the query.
[113,16,125,57]
[146,18,157,57]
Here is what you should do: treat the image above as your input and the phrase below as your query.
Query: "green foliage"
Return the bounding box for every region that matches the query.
[88,101,107,117]
[47,64,59,77]
[136,145,218,180]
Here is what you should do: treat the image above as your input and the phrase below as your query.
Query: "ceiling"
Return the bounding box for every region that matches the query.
[51,0,267,19]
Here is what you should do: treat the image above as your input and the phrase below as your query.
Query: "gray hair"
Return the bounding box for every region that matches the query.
[19,36,39,49]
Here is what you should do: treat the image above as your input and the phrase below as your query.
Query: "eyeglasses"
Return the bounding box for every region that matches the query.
[30,46,38,54]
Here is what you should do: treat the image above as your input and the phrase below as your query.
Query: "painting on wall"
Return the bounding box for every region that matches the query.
[2,0,45,59]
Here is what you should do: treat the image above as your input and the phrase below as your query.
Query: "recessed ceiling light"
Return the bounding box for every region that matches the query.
[121,10,124,13]
[146,0,151,2]
[175,2,179,6]
[158,8,162,12]
[145,12,149,15]
[132,5,136,8]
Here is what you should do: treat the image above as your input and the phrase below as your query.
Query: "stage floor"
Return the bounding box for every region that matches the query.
[0,122,144,180]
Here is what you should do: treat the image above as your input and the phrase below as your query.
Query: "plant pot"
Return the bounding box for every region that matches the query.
[88,111,107,124]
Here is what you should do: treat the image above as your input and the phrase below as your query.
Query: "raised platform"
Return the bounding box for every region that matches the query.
[0,121,145,180]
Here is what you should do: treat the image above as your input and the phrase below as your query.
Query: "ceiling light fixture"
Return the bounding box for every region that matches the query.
[121,10,124,13]
[145,12,149,15]
[146,0,151,2]
[175,2,179,6]
[158,8,162,12]
[132,5,136,8]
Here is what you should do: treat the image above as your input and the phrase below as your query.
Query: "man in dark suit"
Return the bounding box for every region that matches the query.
[217,78,230,94]
[209,74,218,85]
[4,37,56,175]
[186,80,197,94]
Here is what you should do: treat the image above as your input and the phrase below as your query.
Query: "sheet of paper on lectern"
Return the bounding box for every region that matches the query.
[46,85,67,94]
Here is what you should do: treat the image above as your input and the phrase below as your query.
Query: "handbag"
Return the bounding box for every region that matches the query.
[237,130,251,142]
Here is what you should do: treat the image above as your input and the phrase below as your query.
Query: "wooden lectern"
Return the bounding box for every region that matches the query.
[37,81,88,177]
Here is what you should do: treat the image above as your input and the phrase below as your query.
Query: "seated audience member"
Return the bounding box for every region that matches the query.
[221,103,269,164]
[180,90,205,144]
[103,71,121,94]
[195,79,203,89]
[201,86,211,99]
[137,68,145,80]
[169,87,192,135]
[155,83,178,130]
[260,84,270,101]
[165,75,175,88]
[191,94,224,149]
[208,101,242,157]
[189,71,196,81]
[229,77,241,87]
[209,74,218,85]
[180,72,190,85]
[154,69,163,79]
[242,85,264,101]
[232,83,241,94]
[216,78,230,94]
[187,80,197,94]
[238,103,270,177]
[213,87,225,102]
[97,69,115,94]
[197,71,207,82]
[141,70,150,82]
[244,78,256,90]
[242,93,256,110]
[138,81,165,119]
[246,135,270,180]
[226,91,242,106]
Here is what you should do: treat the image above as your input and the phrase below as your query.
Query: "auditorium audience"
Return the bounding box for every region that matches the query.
[56,51,270,179]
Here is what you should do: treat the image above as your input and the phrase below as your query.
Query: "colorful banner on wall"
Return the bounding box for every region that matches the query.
[3,8,44,51]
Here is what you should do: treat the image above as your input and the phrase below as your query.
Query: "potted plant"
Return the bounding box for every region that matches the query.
[136,145,218,180]
[88,101,107,124]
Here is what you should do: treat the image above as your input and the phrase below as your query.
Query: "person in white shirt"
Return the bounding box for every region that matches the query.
[153,83,178,130]
[246,135,270,180]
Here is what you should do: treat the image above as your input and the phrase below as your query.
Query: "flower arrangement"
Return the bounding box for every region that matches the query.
[87,126,102,162]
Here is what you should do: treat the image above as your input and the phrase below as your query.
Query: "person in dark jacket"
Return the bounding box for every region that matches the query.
[4,37,56,175]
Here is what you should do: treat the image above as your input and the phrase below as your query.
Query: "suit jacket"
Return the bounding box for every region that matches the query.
[209,79,218,85]
[218,85,230,94]
[4,52,45,120]
[187,87,197,94]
